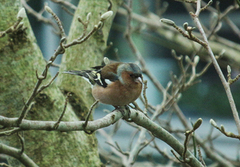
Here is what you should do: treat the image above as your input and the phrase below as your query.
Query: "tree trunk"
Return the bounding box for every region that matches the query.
[58,0,122,119]
[0,0,121,166]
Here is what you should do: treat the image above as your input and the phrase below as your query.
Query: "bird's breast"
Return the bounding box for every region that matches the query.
[92,82,142,106]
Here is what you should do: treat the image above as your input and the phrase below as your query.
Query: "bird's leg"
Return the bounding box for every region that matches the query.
[125,105,131,119]
[113,105,131,120]
[83,100,99,134]
[113,106,125,116]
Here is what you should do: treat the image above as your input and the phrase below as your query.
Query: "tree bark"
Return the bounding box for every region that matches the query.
[0,0,121,166]
[58,0,122,119]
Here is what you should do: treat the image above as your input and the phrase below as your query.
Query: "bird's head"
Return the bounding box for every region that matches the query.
[117,63,143,85]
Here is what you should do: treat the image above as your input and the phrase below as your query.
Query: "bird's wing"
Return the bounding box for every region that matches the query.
[63,62,122,88]
[100,62,121,82]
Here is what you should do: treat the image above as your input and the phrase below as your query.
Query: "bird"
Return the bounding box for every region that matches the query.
[63,58,143,108]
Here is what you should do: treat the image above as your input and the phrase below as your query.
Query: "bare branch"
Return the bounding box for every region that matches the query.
[45,5,66,38]
[227,65,240,85]
[21,0,59,31]
[191,0,240,135]
[0,110,123,132]
[17,132,25,154]
[53,92,72,129]
[51,0,77,10]
[160,19,207,48]
[210,119,240,139]
[83,100,99,134]
[0,143,38,167]
[0,128,21,137]
[0,8,26,38]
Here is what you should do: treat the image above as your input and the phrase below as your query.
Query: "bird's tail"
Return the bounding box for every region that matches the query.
[63,70,97,85]
[63,70,88,77]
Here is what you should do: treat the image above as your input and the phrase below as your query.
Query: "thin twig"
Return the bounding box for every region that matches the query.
[142,80,148,114]
[0,128,22,137]
[17,70,59,125]
[160,18,207,48]
[0,143,38,167]
[17,132,25,154]
[36,72,59,94]
[210,119,240,139]
[21,0,59,31]
[98,129,128,163]
[197,145,206,166]
[191,0,240,135]
[54,92,71,129]
[51,0,77,10]
[83,100,99,134]
[151,140,180,163]
[45,5,66,38]
[0,13,24,38]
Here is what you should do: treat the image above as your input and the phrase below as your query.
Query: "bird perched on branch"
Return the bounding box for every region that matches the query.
[63,58,143,108]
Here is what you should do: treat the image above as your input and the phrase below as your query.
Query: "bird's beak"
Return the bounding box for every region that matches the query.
[135,75,143,83]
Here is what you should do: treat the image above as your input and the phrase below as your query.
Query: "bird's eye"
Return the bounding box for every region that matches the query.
[130,73,142,79]
[130,74,136,78]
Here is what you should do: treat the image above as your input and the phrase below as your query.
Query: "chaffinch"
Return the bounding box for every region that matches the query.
[64,58,143,107]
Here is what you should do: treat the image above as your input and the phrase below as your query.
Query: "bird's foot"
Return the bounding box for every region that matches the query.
[114,105,131,120]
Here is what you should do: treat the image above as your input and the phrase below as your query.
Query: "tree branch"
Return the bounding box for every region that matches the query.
[1,109,204,167]
[0,111,123,133]
[191,0,240,135]
[0,143,38,167]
